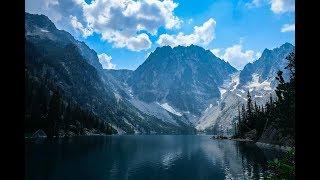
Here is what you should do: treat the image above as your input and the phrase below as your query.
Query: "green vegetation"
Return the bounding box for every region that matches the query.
[233,51,295,179]
[25,72,116,137]
[233,51,295,144]
[267,149,295,179]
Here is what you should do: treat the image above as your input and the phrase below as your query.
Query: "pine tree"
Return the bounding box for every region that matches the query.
[47,90,62,137]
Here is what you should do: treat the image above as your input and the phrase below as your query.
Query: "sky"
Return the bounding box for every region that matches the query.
[26,0,295,70]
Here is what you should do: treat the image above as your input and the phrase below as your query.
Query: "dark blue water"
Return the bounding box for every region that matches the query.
[25,135,283,180]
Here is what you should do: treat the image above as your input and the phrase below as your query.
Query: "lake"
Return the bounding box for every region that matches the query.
[25,135,284,180]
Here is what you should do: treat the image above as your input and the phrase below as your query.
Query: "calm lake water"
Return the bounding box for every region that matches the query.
[25,135,284,180]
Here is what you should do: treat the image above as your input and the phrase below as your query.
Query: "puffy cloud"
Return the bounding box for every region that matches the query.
[26,0,181,51]
[210,48,222,57]
[245,0,294,14]
[281,23,295,32]
[211,44,257,70]
[157,18,216,47]
[26,0,62,23]
[255,52,262,58]
[72,0,181,51]
[70,16,93,37]
[270,0,295,14]
[98,53,116,69]
[45,0,59,7]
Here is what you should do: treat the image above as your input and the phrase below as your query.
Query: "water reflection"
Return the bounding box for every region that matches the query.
[26,135,283,180]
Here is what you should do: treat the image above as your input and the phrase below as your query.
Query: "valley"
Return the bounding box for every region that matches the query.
[25,12,294,137]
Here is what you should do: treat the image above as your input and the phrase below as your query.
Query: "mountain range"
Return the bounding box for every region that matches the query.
[25,13,294,135]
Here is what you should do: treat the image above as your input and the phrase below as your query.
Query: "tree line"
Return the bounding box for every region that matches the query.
[25,72,116,137]
[233,51,295,143]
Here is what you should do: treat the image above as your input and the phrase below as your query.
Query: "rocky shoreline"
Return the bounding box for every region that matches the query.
[210,135,293,152]
[25,128,108,139]
[255,142,293,152]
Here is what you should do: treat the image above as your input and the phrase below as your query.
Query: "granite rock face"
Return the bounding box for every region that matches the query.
[128,45,237,116]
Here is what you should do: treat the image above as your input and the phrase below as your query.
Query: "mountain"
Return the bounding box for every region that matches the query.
[239,42,294,87]
[25,13,294,136]
[128,45,237,116]
[25,13,195,134]
[104,69,133,83]
[26,13,103,70]
[196,43,295,135]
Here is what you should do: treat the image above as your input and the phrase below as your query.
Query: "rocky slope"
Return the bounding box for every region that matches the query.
[195,43,294,135]
[128,45,237,117]
[25,13,195,134]
[25,13,294,135]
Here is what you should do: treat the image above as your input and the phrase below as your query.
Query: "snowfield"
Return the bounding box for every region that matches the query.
[158,102,183,116]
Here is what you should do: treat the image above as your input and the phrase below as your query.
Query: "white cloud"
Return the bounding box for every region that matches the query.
[211,44,257,70]
[45,0,59,8]
[98,53,116,69]
[26,0,181,52]
[245,0,294,14]
[281,23,295,32]
[187,18,193,24]
[245,0,263,8]
[270,0,295,14]
[26,0,62,23]
[210,48,222,57]
[157,18,216,47]
[72,0,181,51]
[70,16,93,37]
[255,52,262,58]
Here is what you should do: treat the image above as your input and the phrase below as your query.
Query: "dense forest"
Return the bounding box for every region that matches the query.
[25,72,116,137]
[233,51,295,146]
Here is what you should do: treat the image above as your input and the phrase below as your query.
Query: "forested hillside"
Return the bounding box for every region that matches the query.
[233,51,295,146]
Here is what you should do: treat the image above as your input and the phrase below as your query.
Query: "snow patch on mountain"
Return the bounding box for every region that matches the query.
[130,99,178,125]
[219,88,227,97]
[40,28,49,33]
[158,102,183,116]
[204,104,213,113]
[246,74,272,92]
[230,73,240,91]
[114,92,122,103]
[236,93,247,101]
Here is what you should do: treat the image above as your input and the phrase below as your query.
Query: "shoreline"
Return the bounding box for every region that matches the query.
[210,136,293,152]
[255,141,293,152]
[25,134,108,139]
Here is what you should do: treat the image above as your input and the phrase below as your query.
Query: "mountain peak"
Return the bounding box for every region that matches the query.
[25,12,57,32]
[239,42,295,85]
[279,42,294,52]
[281,42,294,48]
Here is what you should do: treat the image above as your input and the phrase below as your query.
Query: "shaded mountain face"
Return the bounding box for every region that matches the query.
[128,45,237,115]
[25,13,103,71]
[104,69,133,83]
[25,13,195,134]
[239,42,294,87]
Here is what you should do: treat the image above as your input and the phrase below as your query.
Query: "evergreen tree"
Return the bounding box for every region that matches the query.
[46,90,62,137]
[233,50,295,144]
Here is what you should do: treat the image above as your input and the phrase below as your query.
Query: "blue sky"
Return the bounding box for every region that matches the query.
[26,0,295,70]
